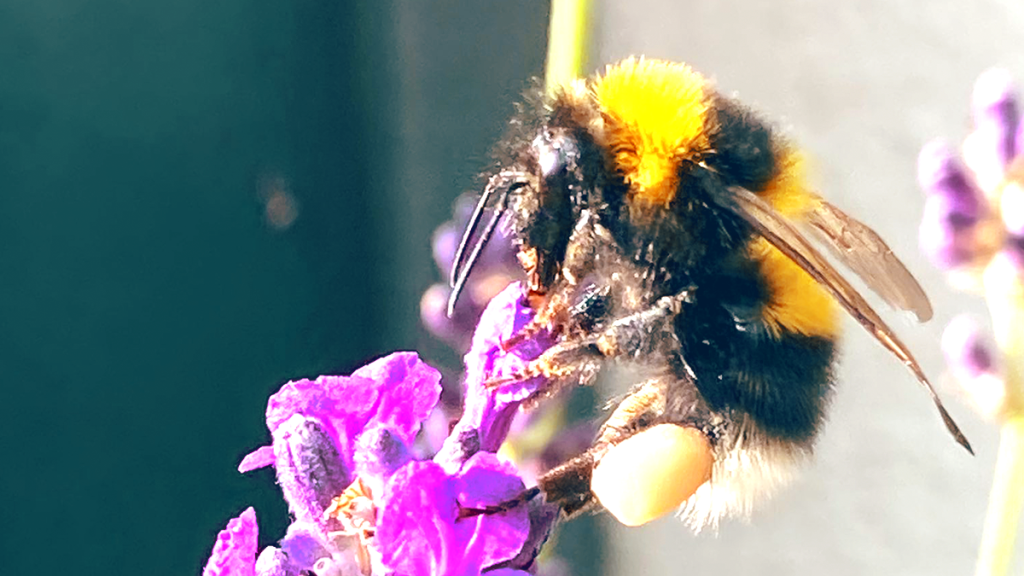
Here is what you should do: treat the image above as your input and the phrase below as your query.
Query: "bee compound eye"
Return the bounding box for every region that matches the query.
[591,424,713,526]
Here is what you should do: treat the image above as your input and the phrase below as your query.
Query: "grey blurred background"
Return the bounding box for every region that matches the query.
[1,1,1022,575]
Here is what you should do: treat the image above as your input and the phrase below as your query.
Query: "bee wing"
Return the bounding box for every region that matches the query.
[803,197,933,322]
[718,186,972,454]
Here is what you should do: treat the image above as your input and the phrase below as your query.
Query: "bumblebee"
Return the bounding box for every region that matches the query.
[449,57,972,529]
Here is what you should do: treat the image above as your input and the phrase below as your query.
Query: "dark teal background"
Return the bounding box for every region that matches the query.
[0,1,602,574]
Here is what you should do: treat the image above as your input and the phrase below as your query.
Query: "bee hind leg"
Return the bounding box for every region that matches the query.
[457,451,601,520]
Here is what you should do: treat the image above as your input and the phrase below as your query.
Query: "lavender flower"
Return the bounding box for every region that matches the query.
[922,68,1024,576]
[920,69,1024,422]
[203,283,558,576]
[917,69,1024,284]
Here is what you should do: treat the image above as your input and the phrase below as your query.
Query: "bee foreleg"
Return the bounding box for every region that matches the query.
[488,289,694,388]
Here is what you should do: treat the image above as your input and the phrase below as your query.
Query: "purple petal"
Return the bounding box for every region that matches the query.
[454,453,531,569]
[238,445,276,473]
[498,498,560,573]
[377,461,465,576]
[272,414,350,531]
[264,352,441,471]
[455,452,527,509]
[352,352,443,448]
[377,455,531,576]
[484,571,532,576]
[266,374,377,469]
[466,283,552,407]
[203,507,258,576]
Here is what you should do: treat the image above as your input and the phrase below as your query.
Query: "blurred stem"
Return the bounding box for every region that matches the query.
[544,0,590,93]
[976,256,1024,576]
[976,418,1024,576]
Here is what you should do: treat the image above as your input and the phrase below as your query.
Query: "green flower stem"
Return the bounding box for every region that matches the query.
[976,256,1024,576]
[544,0,590,92]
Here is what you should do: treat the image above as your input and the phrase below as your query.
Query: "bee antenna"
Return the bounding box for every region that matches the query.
[449,178,498,289]
[447,180,521,317]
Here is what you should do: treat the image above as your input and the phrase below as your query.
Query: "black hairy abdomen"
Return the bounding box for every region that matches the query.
[675,292,836,444]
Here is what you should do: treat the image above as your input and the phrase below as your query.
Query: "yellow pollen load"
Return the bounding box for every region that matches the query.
[753,149,840,338]
[594,58,712,206]
[591,424,713,526]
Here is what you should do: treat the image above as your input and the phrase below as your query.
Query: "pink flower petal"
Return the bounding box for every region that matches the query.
[238,445,275,473]
[203,507,258,576]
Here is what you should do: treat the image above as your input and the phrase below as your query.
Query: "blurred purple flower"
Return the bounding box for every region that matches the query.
[916,69,1024,278]
[966,68,1020,190]
[918,139,987,269]
[921,69,1024,423]
[942,314,1009,421]
[942,314,996,379]
[421,194,520,353]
